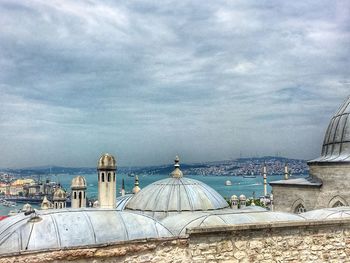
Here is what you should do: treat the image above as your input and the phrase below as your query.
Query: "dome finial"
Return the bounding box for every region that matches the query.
[132,175,141,194]
[170,155,183,178]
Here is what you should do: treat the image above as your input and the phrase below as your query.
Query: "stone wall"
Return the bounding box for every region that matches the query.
[2,218,350,263]
[272,163,350,212]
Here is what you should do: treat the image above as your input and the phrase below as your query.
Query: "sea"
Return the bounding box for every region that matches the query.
[0,173,306,216]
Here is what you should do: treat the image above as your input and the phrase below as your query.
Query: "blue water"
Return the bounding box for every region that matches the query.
[57,173,299,199]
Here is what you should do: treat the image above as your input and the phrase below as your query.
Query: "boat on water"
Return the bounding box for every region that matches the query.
[2,201,17,207]
[243,172,256,178]
[8,209,20,216]
[225,180,232,186]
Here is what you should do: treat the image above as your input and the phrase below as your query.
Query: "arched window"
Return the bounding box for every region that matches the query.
[333,201,344,208]
[79,192,82,200]
[74,192,77,199]
[113,173,116,181]
[295,204,306,214]
[83,192,85,198]
[108,173,111,182]
[102,173,105,182]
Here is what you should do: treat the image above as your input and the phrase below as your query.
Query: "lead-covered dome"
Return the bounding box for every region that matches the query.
[53,188,66,201]
[71,175,87,189]
[311,96,350,163]
[125,157,229,218]
[98,153,116,170]
[0,209,172,255]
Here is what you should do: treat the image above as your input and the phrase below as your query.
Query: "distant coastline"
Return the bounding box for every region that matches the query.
[0,156,308,177]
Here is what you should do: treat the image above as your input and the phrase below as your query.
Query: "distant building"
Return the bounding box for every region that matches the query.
[270,96,350,213]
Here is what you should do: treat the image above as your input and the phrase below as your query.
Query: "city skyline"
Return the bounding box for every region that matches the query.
[0,1,349,168]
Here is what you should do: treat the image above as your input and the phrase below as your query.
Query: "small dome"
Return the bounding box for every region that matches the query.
[239,194,246,201]
[71,176,87,189]
[53,188,66,201]
[98,153,116,170]
[311,96,350,163]
[231,195,238,200]
[22,203,32,213]
[93,200,99,208]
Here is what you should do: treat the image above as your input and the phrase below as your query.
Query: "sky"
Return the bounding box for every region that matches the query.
[0,0,349,168]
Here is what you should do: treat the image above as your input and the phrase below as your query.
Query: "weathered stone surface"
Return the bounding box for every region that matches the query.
[2,219,350,263]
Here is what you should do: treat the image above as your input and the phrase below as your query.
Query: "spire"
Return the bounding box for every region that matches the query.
[170,155,183,178]
[263,162,267,196]
[284,163,289,180]
[121,178,125,197]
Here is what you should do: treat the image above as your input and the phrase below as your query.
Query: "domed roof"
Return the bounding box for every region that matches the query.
[0,209,172,255]
[22,203,32,213]
[53,188,66,200]
[98,153,116,170]
[161,210,305,236]
[311,96,350,163]
[300,206,350,220]
[126,177,228,214]
[71,176,87,189]
[125,157,228,218]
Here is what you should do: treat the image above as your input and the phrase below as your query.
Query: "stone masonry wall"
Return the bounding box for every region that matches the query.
[2,219,350,263]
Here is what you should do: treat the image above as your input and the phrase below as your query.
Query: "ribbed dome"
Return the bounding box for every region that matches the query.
[125,177,229,213]
[71,176,87,189]
[0,209,172,255]
[53,188,66,200]
[311,96,350,163]
[98,153,116,170]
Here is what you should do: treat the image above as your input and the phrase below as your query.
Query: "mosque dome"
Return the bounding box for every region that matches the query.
[0,209,172,255]
[71,176,87,189]
[311,96,350,163]
[125,157,229,218]
[98,153,116,170]
[239,194,246,201]
[53,188,66,201]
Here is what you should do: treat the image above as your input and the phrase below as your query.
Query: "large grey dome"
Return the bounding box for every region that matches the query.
[311,96,350,163]
[0,209,172,255]
[125,177,229,215]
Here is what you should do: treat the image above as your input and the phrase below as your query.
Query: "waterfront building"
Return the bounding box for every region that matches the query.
[71,176,87,209]
[97,153,116,209]
[270,96,350,213]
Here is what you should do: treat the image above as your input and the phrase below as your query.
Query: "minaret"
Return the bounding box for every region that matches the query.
[121,178,126,197]
[97,153,117,209]
[263,163,267,196]
[230,195,238,209]
[132,175,141,194]
[71,176,87,208]
[284,163,289,180]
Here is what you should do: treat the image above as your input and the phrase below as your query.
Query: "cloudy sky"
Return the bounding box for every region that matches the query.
[0,0,349,168]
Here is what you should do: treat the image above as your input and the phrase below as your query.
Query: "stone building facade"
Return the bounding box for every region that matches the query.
[271,96,350,213]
